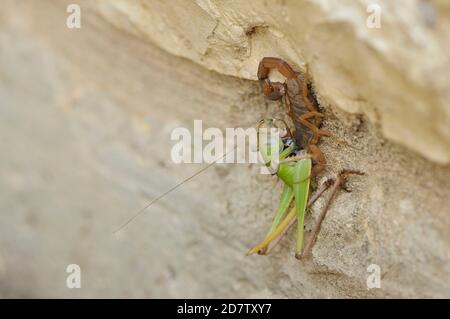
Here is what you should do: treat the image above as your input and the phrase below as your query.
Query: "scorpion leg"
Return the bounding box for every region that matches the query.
[284,91,294,118]
[298,111,334,145]
[300,64,324,128]
[308,144,327,177]
[301,64,317,112]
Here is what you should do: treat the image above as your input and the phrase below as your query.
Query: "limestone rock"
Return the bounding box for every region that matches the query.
[100,0,450,164]
[0,0,449,298]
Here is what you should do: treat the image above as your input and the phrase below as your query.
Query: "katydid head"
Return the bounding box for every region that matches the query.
[257,118,296,174]
[257,119,283,167]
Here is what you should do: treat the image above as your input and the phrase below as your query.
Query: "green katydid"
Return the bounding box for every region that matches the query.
[246,118,364,259]
[246,119,312,258]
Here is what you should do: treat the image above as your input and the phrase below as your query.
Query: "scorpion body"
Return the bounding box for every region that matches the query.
[284,75,320,149]
[257,57,331,176]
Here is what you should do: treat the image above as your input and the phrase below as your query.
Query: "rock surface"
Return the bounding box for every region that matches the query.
[0,0,449,298]
[101,0,450,164]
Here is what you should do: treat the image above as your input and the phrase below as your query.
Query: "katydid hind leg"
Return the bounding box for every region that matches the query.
[299,170,364,259]
[258,184,294,255]
[292,159,312,258]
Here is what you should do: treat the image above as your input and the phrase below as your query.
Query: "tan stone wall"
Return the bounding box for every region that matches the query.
[101,0,450,164]
[0,0,449,298]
